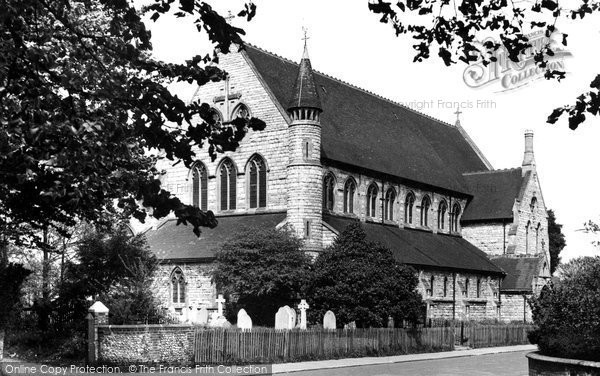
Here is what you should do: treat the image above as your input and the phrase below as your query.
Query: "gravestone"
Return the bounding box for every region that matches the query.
[210,316,232,328]
[323,310,336,330]
[344,321,356,330]
[181,306,189,322]
[198,307,209,325]
[189,304,198,324]
[216,294,226,317]
[237,309,252,330]
[275,306,295,330]
[298,300,309,330]
[387,316,395,329]
[286,306,297,328]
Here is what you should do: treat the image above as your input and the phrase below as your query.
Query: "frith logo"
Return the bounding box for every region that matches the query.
[463,30,572,91]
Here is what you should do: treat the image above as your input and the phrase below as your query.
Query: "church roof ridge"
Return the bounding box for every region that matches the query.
[243,43,455,128]
[463,167,521,175]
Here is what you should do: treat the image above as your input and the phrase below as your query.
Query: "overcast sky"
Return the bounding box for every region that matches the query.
[145,0,600,262]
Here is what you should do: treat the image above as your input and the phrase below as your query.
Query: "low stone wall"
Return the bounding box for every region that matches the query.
[97,324,195,365]
[527,351,600,376]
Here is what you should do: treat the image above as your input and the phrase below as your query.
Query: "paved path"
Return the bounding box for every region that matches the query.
[274,349,533,375]
[272,345,536,375]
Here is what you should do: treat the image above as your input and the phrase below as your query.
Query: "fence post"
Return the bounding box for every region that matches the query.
[86,301,109,365]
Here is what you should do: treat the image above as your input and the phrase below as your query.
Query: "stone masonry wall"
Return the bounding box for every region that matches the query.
[462,222,508,256]
[155,50,290,215]
[97,325,195,365]
[151,263,215,311]
[501,293,532,322]
[417,270,501,321]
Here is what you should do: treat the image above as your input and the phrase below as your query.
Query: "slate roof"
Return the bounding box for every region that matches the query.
[145,213,286,261]
[461,168,528,222]
[324,216,505,275]
[491,257,541,292]
[288,44,322,111]
[244,45,490,195]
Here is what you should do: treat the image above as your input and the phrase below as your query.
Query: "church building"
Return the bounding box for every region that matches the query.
[145,43,550,323]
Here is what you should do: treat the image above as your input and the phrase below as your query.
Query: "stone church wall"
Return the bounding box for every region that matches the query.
[462,222,507,256]
[151,263,216,310]
[155,51,290,215]
[501,293,532,322]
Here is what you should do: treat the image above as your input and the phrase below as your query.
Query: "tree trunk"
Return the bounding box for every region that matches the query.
[0,327,5,361]
[40,228,50,331]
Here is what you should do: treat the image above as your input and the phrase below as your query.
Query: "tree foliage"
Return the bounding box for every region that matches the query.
[529,256,600,361]
[212,226,312,327]
[57,230,167,325]
[305,222,424,328]
[0,0,265,243]
[367,0,600,129]
[546,209,566,274]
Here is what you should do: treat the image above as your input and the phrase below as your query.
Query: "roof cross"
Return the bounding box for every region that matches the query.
[302,26,310,46]
[454,108,463,124]
[225,10,235,23]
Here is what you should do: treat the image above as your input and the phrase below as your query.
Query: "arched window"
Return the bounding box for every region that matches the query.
[208,107,223,125]
[247,155,267,209]
[233,103,250,120]
[464,278,469,297]
[191,162,208,211]
[443,276,448,297]
[429,275,435,296]
[343,179,356,214]
[404,192,415,224]
[438,200,447,230]
[530,197,538,213]
[171,268,185,304]
[476,278,482,298]
[525,221,531,254]
[450,203,461,232]
[536,223,541,253]
[323,173,335,211]
[384,188,396,221]
[421,195,431,227]
[219,158,237,211]
[366,183,378,218]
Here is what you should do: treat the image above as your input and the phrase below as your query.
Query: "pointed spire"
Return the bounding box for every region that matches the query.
[287,37,322,113]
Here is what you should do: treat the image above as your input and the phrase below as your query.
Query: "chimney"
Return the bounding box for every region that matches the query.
[522,130,535,174]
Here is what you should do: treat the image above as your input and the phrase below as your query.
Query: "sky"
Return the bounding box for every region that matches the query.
[145,0,600,262]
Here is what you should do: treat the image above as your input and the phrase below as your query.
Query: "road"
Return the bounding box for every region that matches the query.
[282,350,529,376]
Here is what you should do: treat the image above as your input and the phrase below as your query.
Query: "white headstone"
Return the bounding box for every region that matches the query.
[298,299,309,330]
[198,307,209,324]
[216,294,226,317]
[181,306,189,322]
[323,310,336,330]
[275,306,294,330]
[286,306,297,328]
[237,309,252,330]
[189,304,198,323]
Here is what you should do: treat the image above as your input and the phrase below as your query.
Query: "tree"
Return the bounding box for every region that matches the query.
[57,230,167,325]
[305,222,424,328]
[212,226,312,326]
[0,242,32,361]
[529,256,600,361]
[367,0,600,129]
[547,209,566,274]
[0,0,265,245]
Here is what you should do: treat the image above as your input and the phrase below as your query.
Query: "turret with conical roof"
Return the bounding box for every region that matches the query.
[286,42,323,253]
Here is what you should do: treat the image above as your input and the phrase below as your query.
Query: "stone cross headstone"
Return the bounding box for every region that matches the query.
[298,299,309,330]
[237,309,252,330]
[275,306,294,330]
[198,307,209,325]
[323,310,336,330]
[216,294,226,317]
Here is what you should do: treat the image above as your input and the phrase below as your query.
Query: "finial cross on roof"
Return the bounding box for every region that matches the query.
[225,10,235,22]
[454,108,463,122]
[302,26,310,45]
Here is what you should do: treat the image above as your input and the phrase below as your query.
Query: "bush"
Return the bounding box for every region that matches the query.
[212,226,312,326]
[528,256,600,361]
[305,222,424,328]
